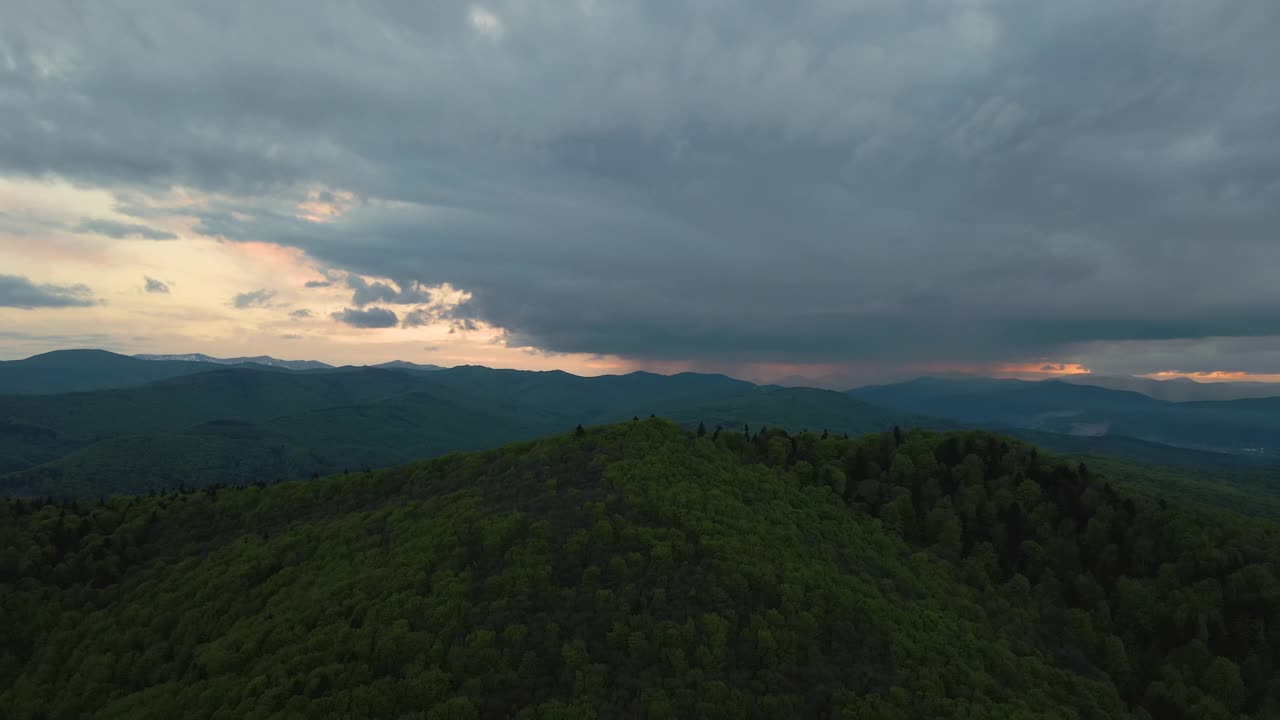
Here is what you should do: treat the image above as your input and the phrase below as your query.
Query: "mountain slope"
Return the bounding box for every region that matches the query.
[664,385,942,436]
[1057,374,1280,402]
[0,367,428,444]
[1040,399,1280,455]
[850,377,1163,427]
[0,350,224,394]
[3,422,1276,718]
[416,367,757,425]
[0,368,440,486]
[851,377,1280,458]
[0,391,553,498]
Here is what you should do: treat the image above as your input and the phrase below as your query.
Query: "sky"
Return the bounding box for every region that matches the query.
[2,1,1279,387]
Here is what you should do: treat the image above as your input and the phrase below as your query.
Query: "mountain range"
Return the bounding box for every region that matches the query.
[0,352,924,498]
[3,350,1280,502]
[134,353,444,373]
[133,352,335,371]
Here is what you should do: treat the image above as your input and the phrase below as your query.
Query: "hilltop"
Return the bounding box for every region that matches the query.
[2,421,1276,718]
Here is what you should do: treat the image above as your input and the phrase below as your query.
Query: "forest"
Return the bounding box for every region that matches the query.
[3,419,1278,718]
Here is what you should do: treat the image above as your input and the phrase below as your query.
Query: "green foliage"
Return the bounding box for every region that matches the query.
[1069,455,1280,522]
[2,421,1277,717]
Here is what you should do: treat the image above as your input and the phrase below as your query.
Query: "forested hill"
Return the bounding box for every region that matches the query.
[3,422,1278,718]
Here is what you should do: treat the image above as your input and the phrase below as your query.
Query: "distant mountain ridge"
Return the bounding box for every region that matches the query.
[849,373,1280,403]
[850,376,1280,459]
[6,350,1280,495]
[0,350,225,395]
[0,363,925,497]
[136,353,450,373]
[134,352,334,371]
[370,360,445,371]
[0,350,450,396]
[1055,373,1280,402]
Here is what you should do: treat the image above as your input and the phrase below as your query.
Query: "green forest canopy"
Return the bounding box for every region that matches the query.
[3,420,1278,718]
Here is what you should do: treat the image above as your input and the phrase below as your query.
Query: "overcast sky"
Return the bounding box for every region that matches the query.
[2,1,1278,386]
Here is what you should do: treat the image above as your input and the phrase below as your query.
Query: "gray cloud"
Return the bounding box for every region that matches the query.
[304,280,333,288]
[143,276,170,294]
[0,274,99,309]
[76,218,177,240]
[232,288,277,309]
[346,275,433,307]
[4,3,1280,375]
[400,307,434,327]
[331,306,398,328]
[0,210,63,237]
[289,308,313,319]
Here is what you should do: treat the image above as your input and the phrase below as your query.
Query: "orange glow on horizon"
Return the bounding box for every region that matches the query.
[905,361,1092,380]
[1140,370,1280,383]
[990,362,1091,378]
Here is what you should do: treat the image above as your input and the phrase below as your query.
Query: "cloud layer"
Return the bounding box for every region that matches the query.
[232,289,277,309]
[0,274,98,309]
[76,218,177,240]
[4,2,1279,376]
[332,307,398,329]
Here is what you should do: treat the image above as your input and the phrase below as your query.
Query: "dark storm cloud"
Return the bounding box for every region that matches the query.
[143,276,170,294]
[232,289,277,309]
[331,307,398,329]
[0,274,99,309]
[75,218,177,240]
[4,2,1280,373]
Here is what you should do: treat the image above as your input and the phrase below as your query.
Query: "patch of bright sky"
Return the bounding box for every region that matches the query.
[0,177,624,373]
